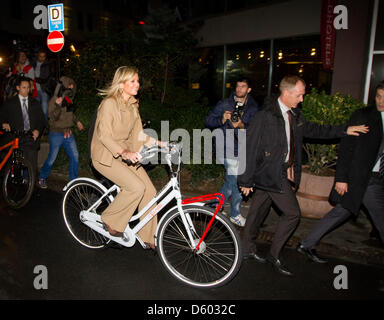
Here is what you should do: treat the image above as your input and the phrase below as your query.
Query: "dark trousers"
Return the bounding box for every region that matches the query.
[302,175,384,248]
[242,177,301,259]
[20,138,39,177]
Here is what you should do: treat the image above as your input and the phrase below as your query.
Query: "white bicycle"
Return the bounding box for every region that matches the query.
[62,142,242,288]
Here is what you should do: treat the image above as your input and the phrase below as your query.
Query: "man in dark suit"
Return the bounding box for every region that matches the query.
[297,82,384,261]
[0,77,46,176]
[238,75,369,276]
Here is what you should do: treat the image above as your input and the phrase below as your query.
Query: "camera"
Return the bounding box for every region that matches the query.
[231,101,244,122]
[57,83,74,99]
[57,82,75,112]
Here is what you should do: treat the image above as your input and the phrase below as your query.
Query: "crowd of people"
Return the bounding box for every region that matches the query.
[0,48,83,189]
[0,48,383,278]
[207,75,383,277]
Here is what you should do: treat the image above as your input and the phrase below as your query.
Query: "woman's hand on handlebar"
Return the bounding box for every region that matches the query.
[2,123,10,132]
[121,150,142,164]
[157,140,168,148]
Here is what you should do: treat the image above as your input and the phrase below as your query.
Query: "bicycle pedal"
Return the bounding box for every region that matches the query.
[101,222,108,232]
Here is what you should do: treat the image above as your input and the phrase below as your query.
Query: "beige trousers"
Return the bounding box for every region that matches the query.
[92,158,157,244]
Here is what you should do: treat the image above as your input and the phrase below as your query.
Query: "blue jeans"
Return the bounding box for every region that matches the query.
[40,132,79,181]
[219,158,242,218]
[36,90,49,121]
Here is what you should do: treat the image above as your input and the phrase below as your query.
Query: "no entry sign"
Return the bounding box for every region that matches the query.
[47,31,64,53]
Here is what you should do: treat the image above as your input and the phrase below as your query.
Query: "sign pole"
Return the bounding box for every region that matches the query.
[57,51,61,80]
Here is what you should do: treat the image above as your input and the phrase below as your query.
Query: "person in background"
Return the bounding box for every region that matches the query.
[297,81,384,262]
[238,75,369,277]
[7,51,38,99]
[0,77,45,176]
[205,78,259,227]
[33,49,54,121]
[38,76,83,188]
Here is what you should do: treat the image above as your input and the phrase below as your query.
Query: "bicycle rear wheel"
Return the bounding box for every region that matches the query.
[156,206,242,288]
[2,156,35,209]
[62,180,112,249]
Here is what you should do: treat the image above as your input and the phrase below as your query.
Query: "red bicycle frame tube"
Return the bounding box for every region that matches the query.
[181,193,224,251]
[0,137,19,171]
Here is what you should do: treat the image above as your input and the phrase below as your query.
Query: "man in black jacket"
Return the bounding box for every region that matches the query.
[32,48,54,121]
[238,75,368,276]
[0,77,46,176]
[297,82,384,261]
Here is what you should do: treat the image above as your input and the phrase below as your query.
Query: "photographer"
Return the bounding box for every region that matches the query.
[205,78,259,226]
[38,76,84,188]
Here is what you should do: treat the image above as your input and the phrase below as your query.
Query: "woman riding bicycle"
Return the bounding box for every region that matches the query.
[91,66,166,249]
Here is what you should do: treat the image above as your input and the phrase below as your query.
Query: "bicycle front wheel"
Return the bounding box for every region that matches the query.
[157,206,242,288]
[2,156,35,209]
[62,180,112,249]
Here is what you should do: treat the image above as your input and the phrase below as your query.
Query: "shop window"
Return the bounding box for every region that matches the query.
[226,40,270,104]
[374,0,384,50]
[272,35,331,94]
[196,46,224,105]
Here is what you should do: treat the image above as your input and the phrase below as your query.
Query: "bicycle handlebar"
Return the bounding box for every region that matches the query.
[122,142,181,166]
[0,129,33,138]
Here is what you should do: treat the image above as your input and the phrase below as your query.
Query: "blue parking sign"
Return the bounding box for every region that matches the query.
[48,4,64,32]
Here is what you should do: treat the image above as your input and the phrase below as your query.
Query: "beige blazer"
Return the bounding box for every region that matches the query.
[91,96,156,167]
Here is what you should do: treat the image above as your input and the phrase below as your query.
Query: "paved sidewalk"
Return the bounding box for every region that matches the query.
[237,198,384,267]
[46,170,384,268]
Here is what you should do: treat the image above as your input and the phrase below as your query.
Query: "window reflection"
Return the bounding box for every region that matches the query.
[197,34,332,105]
[226,40,270,104]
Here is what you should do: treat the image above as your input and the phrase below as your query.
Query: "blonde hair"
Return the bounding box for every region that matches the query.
[279,75,306,93]
[98,66,139,98]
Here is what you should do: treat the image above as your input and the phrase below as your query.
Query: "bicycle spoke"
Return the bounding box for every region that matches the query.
[63,181,111,249]
[2,158,34,209]
[158,207,241,288]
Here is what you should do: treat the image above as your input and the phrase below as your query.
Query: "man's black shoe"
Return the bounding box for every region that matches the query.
[243,251,266,263]
[296,243,328,264]
[266,255,293,277]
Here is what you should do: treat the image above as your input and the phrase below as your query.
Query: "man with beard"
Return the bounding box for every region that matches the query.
[205,77,259,226]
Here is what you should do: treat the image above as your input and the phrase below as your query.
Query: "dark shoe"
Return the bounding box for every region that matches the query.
[296,243,328,263]
[38,178,48,189]
[144,242,156,251]
[266,255,293,277]
[243,251,266,263]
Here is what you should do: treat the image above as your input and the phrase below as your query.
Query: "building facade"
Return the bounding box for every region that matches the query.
[188,0,382,105]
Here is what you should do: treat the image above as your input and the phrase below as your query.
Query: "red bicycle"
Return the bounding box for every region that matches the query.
[0,130,35,209]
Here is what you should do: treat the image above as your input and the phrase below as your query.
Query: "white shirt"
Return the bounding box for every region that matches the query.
[278,97,291,163]
[372,111,384,172]
[18,95,28,109]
